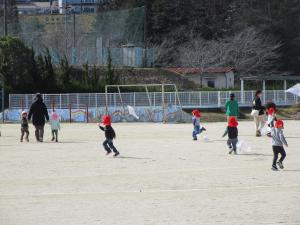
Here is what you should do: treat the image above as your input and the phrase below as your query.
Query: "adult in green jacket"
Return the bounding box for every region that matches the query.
[225,93,239,118]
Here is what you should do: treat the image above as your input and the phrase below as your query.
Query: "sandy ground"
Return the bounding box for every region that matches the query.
[0,121,300,225]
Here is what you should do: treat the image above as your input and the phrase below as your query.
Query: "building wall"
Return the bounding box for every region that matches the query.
[185,71,234,88]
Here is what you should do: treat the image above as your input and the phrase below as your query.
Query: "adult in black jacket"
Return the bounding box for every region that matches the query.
[252,90,265,137]
[28,93,49,142]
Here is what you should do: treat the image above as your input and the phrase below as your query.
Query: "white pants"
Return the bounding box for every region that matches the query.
[253,115,265,132]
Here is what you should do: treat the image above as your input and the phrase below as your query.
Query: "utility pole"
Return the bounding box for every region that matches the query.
[3,0,8,36]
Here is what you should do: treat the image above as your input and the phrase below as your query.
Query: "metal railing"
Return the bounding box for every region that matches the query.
[9,90,299,109]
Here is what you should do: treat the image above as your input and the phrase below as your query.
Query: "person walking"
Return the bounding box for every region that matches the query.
[28,93,49,142]
[225,93,239,119]
[251,90,265,137]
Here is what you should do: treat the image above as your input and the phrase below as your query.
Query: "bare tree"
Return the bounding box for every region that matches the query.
[176,27,282,76]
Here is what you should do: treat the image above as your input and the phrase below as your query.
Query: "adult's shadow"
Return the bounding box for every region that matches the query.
[238,153,273,156]
[282,170,300,172]
[116,156,152,160]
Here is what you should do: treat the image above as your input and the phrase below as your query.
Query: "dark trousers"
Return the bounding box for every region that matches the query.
[21,128,29,140]
[52,129,58,140]
[272,146,286,166]
[227,138,238,151]
[34,125,44,142]
[103,139,118,153]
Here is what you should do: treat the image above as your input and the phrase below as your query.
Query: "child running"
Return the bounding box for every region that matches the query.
[98,115,120,157]
[192,109,206,141]
[20,111,29,142]
[266,107,277,137]
[271,120,288,171]
[222,116,238,154]
[50,111,60,142]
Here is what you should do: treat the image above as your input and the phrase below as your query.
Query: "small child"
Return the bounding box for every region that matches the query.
[271,120,288,171]
[192,109,206,140]
[222,116,238,154]
[266,107,277,137]
[98,115,119,157]
[20,111,29,142]
[50,111,60,142]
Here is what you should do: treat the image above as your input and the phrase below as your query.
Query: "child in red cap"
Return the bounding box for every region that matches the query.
[266,107,277,137]
[192,109,206,140]
[222,116,238,154]
[271,120,288,171]
[98,115,119,157]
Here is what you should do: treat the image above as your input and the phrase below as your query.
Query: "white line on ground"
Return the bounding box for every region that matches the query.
[1,184,299,197]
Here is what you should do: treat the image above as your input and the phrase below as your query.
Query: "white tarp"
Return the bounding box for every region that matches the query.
[286,83,300,97]
[127,105,139,119]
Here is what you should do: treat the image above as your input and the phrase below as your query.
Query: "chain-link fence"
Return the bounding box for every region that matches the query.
[1,7,154,67]
[9,90,299,109]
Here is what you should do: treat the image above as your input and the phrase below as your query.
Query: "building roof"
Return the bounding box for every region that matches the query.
[166,67,234,75]
[241,75,300,81]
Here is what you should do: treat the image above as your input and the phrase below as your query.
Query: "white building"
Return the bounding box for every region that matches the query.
[58,0,107,14]
[166,67,235,89]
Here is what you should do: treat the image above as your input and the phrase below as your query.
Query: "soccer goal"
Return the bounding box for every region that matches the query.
[104,84,182,121]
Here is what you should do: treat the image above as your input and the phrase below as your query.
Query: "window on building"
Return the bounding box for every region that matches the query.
[207,79,215,88]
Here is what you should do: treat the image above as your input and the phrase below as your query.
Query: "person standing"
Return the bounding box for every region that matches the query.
[28,93,49,142]
[225,93,239,119]
[251,90,265,137]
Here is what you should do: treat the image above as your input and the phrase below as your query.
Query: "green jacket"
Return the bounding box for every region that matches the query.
[225,100,239,116]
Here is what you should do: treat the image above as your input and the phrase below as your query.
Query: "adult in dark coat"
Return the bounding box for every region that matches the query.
[28,93,49,142]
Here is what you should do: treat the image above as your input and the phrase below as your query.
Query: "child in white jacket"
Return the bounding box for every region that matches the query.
[50,111,60,142]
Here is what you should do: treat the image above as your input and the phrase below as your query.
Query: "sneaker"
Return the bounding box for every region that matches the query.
[201,127,206,131]
[51,137,55,141]
[106,150,112,155]
[20,139,23,142]
[233,150,237,155]
[55,140,58,142]
[113,152,120,157]
[193,137,197,141]
[271,165,279,171]
[228,149,234,154]
[277,161,284,169]
[256,131,261,137]
[25,137,29,142]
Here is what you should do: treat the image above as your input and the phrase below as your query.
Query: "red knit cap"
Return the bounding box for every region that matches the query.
[192,109,201,118]
[268,107,276,115]
[102,115,112,126]
[228,116,238,127]
[275,120,284,128]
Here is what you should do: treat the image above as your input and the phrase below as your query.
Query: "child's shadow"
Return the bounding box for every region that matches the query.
[116,156,152,160]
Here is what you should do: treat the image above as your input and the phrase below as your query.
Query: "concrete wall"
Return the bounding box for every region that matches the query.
[2,106,190,123]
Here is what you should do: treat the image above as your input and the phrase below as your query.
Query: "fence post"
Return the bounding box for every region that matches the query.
[199,92,201,107]
[77,93,79,109]
[86,104,89,123]
[60,94,62,109]
[134,92,136,107]
[69,104,72,123]
[217,91,221,107]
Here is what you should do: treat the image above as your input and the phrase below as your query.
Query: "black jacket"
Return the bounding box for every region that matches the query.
[21,118,29,129]
[227,126,238,139]
[252,97,265,115]
[28,95,49,126]
[99,125,116,140]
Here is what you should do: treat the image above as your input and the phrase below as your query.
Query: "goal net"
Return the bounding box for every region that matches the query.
[104,84,182,122]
